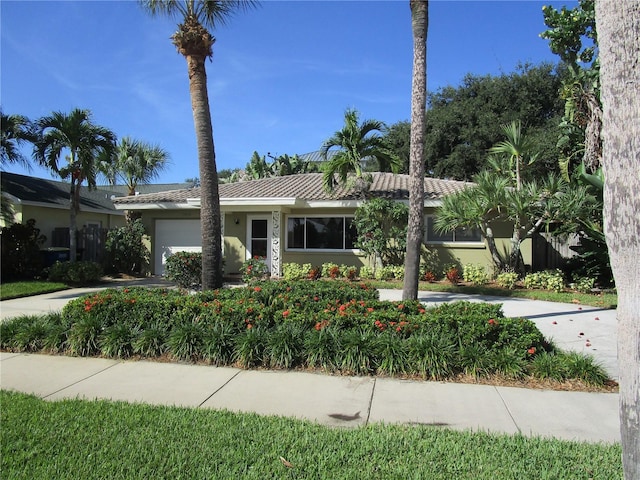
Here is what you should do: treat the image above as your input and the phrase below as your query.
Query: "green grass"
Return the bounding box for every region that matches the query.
[0,281,69,300]
[366,280,618,309]
[1,390,622,480]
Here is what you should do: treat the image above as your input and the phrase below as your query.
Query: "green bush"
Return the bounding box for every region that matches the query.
[282,262,312,280]
[573,276,596,294]
[375,265,403,280]
[0,219,46,281]
[164,251,202,289]
[524,269,565,293]
[322,262,340,279]
[462,264,489,285]
[241,256,269,283]
[496,271,519,289]
[47,261,103,285]
[360,266,375,280]
[6,281,609,386]
[103,220,149,275]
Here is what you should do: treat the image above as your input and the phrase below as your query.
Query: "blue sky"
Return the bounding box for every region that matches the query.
[1,0,575,184]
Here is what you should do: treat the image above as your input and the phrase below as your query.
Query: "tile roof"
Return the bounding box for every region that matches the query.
[112,172,472,206]
[1,171,122,212]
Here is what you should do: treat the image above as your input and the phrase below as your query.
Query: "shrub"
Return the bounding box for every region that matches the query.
[444,265,461,284]
[0,219,46,281]
[421,270,437,282]
[167,322,204,361]
[133,327,166,357]
[407,331,457,380]
[100,324,136,358]
[375,265,403,280]
[67,315,103,356]
[282,263,311,280]
[496,271,519,289]
[164,252,202,289]
[375,332,408,376]
[103,220,149,275]
[341,265,358,281]
[573,276,596,294]
[47,261,103,285]
[304,327,337,370]
[322,263,340,279]
[241,256,268,283]
[462,264,489,285]
[359,266,375,280]
[265,323,304,369]
[234,326,267,368]
[561,352,609,385]
[524,269,565,292]
[201,321,236,366]
[335,328,376,375]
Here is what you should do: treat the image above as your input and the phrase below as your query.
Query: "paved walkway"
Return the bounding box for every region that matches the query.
[0,278,621,444]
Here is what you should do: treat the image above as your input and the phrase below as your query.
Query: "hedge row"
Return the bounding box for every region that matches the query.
[0,280,608,384]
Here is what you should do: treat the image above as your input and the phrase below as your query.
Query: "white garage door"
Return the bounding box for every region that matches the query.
[155,219,201,276]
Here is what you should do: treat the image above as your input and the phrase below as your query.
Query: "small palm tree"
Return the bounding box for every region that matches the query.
[33,108,115,262]
[321,108,401,194]
[488,120,537,191]
[141,0,258,290]
[101,136,169,222]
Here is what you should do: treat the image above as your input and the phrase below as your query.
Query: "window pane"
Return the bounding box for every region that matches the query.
[252,219,267,238]
[425,217,453,242]
[455,226,482,242]
[251,239,268,258]
[307,217,344,249]
[287,218,305,248]
[345,218,357,249]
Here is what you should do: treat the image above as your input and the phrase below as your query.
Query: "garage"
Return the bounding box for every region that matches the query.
[154,219,201,276]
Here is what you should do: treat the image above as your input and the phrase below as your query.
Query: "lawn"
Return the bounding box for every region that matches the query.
[0,390,622,479]
[0,281,68,300]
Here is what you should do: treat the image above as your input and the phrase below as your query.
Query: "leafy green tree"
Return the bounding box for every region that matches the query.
[321,108,401,194]
[596,3,640,475]
[424,64,564,180]
[541,0,600,177]
[403,0,428,301]
[488,121,537,191]
[269,153,318,176]
[0,218,46,281]
[141,0,258,290]
[33,109,115,262]
[354,198,408,268]
[104,219,149,275]
[245,151,270,179]
[382,120,411,174]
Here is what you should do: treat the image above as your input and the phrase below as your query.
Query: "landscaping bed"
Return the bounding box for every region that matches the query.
[0,280,612,390]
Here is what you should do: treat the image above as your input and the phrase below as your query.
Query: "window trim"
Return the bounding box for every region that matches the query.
[285,215,359,252]
[424,215,484,245]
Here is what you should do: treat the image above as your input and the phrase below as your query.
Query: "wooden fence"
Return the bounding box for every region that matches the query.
[51,227,111,263]
[532,232,580,271]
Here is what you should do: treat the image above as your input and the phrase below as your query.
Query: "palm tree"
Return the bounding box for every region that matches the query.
[1,110,36,223]
[1,110,34,168]
[488,121,537,191]
[402,0,428,301]
[33,109,116,262]
[100,136,169,223]
[141,0,258,290]
[321,108,401,194]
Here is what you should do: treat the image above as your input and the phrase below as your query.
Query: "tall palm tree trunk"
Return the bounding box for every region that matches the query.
[186,53,223,290]
[403,0,428,300]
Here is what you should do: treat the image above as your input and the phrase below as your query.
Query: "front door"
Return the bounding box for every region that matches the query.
[246,216,271,273]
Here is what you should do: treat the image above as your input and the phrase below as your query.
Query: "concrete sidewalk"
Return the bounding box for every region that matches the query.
[0,352,620,444]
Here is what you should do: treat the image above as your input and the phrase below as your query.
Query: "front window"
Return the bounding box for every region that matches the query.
[425,216,482,243]
[287,216,357,250]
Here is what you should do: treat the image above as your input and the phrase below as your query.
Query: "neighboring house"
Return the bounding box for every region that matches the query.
[1,171,125,249]
[112,172,532,277]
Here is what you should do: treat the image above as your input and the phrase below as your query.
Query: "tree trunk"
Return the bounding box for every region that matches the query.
[483,225,504,271]
[403,0,428,301]
[69,179,77,263]
[595,1,640,478]
[186,54,223,290]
